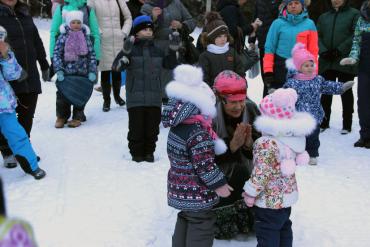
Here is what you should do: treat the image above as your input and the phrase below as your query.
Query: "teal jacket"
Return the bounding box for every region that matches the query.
[49,0,101,60]
[317,4,359,74]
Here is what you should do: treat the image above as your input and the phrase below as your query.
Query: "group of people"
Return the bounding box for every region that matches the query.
[0,0,369,246]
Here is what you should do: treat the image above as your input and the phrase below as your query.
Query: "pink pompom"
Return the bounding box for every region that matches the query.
[280,159,296,176]
[296,151,309,166]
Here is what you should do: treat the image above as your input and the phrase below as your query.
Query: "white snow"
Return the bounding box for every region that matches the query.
[1,18,370,247]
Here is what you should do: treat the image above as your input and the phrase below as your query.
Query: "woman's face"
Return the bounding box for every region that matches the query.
[0,0,17,8]
[223,99,245,118]
[287,0,303,15]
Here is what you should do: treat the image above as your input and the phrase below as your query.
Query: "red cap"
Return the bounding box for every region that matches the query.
[213,70,247,101]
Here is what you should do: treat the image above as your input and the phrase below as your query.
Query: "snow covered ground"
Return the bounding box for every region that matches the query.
[1,19,370,247]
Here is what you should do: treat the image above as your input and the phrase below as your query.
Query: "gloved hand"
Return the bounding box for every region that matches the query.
[342,81,354,93]
[340,57,357,66]
[169,31,181,51]
[88,72,96,82]
[123,35,135,53]
[112,52,130,72]
[41,68,50,82]
[56,71,64,81]
[242,192,255,207]
[263,72,274,89]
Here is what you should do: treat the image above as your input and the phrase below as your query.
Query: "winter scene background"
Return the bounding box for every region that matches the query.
[0,18,370,247]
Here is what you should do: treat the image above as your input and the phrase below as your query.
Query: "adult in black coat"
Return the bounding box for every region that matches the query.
[0,0,49,165]
[127,0,144,19]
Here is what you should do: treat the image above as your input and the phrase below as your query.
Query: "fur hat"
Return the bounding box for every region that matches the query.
[213,70,247,101]
[203,12,229,44]
[132,15,153,35]
[63,10,83,28]
[286,43,315,71]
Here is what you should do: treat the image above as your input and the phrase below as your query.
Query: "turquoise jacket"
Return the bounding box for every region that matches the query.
[0,51,22,113]
[49,0,101,59]
[263,7,318,73]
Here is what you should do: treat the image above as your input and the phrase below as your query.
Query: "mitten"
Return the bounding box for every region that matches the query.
[340,57,357,66]
[242,192,255,207]
[263,72,274,89]
[56,71,64,81]
[88,72,96,82]
[342,81,354,93]
[123,36,135,53]
[41,68,50,82]
[169,31,181,51]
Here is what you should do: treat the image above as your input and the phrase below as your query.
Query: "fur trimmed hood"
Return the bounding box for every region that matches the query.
[254,112,316,138]
[59,23,90,35]
[166,65,216,118]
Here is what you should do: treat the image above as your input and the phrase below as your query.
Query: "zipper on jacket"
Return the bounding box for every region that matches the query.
[14,14,30,92]
[330,11,339,50]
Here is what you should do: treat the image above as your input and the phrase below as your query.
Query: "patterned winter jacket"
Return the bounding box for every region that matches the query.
[349,3,370,61]
[284,75,343,123]
[162,99,227,211]
[53,25,97,77]
[264,7,318,73]
[243,136,299,209]
[0,51,22,113]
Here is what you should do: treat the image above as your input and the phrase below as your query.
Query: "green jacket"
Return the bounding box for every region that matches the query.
[49,0,101,59]
[317,4,360,74]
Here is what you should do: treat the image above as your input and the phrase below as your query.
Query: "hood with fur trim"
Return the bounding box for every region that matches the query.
[254,111,316,138]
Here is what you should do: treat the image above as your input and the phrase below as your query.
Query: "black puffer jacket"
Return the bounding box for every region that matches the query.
[0,2,49,95]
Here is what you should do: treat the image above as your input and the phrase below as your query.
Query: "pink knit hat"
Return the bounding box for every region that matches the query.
[291,43,315,71]
[213,70,247,101]
[259,88,298,119]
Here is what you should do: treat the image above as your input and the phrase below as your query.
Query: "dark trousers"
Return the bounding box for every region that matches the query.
[358,69,370,140]
[320,70,354,130]
[0,93,38,157]
[254,206,293,247]
[101,70,122,102]
[306,124,320,157]
[262,54,287,97]
[172,210,216,247]
[127,106,161,157]
[56,91,85,120]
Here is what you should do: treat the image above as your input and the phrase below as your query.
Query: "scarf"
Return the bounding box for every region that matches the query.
[182,114,218,140]
[294,71,316,80]
[64,30,88,62]
[207,42,230,54]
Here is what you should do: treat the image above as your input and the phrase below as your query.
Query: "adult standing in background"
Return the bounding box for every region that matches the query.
[127,0,144,19]
[0,0,50,168]
[317,0,360,134]
[140,0,196,100]
[88,0,132,112]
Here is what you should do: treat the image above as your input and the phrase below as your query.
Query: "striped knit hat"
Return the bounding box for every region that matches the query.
[204,12,229,44]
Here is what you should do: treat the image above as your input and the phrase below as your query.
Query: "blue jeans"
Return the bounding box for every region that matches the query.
[254,206,293,247]
[0,113,38,171]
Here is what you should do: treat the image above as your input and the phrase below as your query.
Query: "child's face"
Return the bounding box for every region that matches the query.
[214,34,228,47]
[70,20,82,31]
[300,61,315,75]
[136,28,153,39]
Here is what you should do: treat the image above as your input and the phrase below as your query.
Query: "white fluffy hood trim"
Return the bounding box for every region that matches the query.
[254,112,316,137]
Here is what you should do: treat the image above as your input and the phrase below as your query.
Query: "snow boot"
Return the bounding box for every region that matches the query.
[55,118,66,128]
[15,155,46,180]
[354,138,370,149]
[3,155,17,169]
[103,100,110,112]
[309,157,318,165]
[67,119,81,128]
[114,97,126,106]
[132,156,145,163]
[144,154,154,163]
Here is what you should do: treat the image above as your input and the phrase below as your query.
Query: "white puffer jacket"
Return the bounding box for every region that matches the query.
[87,0,132,71]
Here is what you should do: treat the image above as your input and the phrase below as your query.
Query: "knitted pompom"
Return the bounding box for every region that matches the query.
[280,159,296,176]
[205,11,223,25]
[296,151,309,166]
[291,43,306,56]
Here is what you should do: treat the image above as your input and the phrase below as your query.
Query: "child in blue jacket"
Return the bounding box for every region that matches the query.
[0,38,46,179]
[284,43,354,165]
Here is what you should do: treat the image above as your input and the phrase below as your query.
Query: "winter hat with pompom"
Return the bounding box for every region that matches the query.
[213,70,247,101]
[260,88,298,119]
[203,12,229,44]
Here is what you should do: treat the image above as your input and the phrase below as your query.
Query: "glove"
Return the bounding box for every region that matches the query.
[242,192,256,207]
[263,72,275,89]
[123,35,135,53]
[340,57,357,66]
[342,81,354,93]
[41,68,50,82]
[169,31,181,51]
[56,71,64,81]
[112,53,129,72]
[88,72,96,82]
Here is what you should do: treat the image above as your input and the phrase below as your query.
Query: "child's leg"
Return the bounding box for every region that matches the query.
[56,91,72,120]
[253,207,292,247]
[127,107,146,159]
[358,70,370,141]
[143,107,161,157]
[0,113,38,172]
[305,124,320,157]
[173,211,216,247]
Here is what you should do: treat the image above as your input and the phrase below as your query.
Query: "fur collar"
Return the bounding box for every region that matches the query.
[59,24,90,35]
[254,112,316,137]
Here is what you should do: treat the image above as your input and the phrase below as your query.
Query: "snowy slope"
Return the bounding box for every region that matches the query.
[1,18,369,247]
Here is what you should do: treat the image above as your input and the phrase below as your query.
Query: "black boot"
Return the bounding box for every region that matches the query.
[15,155,46,180]
[103,100,110,112]
[144,154,154,163]
[114,97,126,106]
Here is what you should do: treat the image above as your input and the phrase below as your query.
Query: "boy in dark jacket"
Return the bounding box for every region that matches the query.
[112,15,179,162]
